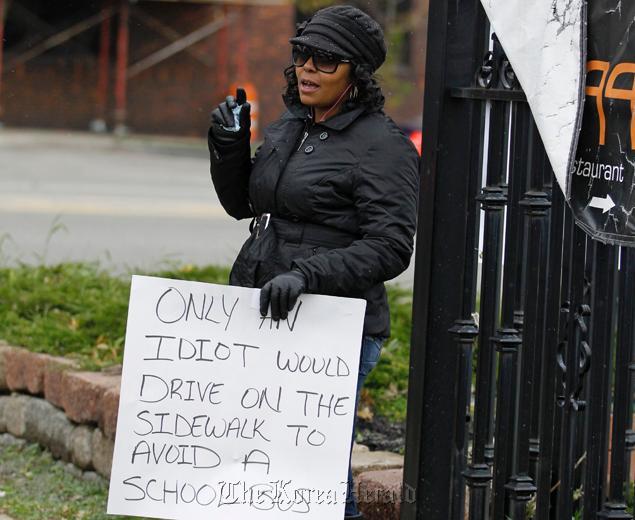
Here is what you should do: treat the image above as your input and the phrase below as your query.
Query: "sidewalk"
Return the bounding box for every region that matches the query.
[1,126,210,158]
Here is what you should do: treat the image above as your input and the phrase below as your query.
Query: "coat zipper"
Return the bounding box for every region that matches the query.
[297,130,309,151]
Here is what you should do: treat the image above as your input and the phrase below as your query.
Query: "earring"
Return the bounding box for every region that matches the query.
[349,85,359,100]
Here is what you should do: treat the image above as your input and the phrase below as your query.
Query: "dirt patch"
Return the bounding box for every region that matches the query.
[357,417,405,453]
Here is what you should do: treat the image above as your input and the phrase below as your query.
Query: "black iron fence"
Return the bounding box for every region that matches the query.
[402,1,635,519]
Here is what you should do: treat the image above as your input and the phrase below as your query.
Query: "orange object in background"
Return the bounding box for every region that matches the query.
[230,82,259,141]
[409,130,422,156]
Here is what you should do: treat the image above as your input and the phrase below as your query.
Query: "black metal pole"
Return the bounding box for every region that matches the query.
[550,207,574,519]
[597,246,633,520]
[582,242,617,520]
[626,248,635,492]
[626,263,635,494]
[490,101,530,520]
[529,150,553,479]
[534,183,566,519]
[506,121,550,520]
[401,1,488,518]
[556,225,588,520]
[465,94,509,520]
[448,88,485,520]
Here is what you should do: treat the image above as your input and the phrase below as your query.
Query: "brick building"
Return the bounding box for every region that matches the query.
[1,0,294,137]
[0,0,426,137]
[385,0,427,130]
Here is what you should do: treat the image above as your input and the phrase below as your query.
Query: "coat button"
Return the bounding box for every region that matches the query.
[304,145,314,154]
[319,132,329,140]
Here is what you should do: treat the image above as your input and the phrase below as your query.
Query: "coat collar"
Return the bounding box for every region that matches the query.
[283,100,366,131]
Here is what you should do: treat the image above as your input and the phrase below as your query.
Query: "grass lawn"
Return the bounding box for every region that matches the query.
[0,437,140,520]
[0,263,412,423]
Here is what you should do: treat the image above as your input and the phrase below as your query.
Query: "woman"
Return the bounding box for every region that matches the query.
[208,5,419,518]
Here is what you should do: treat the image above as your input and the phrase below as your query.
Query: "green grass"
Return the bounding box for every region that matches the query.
[0,263,230,370]
[0,440,137,519]
[363,286,412,422]
[0,263,130,370]
[0,262,412,422]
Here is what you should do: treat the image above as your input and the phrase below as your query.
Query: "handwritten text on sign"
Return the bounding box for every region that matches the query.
[107,276,366,520]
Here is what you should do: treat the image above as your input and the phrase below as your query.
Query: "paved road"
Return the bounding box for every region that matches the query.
[0,129,414,286]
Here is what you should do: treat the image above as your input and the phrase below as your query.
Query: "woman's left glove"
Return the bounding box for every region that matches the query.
[260,270,307,320]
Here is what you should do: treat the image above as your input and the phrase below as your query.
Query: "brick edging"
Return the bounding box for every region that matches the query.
[0,344,120,439]
[0,344,119,478]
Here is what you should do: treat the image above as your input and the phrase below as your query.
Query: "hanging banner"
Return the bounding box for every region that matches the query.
[482,0,635,245]
[480,0,586,197]
[107,276,366,520]
[570,1,635,246]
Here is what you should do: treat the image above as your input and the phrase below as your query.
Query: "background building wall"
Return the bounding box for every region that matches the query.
[2,1,294,136]
[2,0,424,137]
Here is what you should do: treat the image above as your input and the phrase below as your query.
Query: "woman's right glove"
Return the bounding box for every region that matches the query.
[210,88,251,146]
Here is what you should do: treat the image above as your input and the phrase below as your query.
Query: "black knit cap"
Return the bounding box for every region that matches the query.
[289,5,387,72]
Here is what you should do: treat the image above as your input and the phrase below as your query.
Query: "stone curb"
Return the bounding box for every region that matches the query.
[0,345,121,480]
[0,394,112,478]
[352,448,404,476]
[0,345,119,438]
[0,392,404,488]
[357,468,405,520]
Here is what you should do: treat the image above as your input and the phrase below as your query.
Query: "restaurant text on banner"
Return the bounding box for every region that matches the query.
[570,1,635,245]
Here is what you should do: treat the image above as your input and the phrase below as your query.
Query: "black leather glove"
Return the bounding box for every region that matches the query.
[260,270,307,320]
[210,88,251,146]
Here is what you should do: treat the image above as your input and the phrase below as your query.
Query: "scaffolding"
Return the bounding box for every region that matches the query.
[0,0,286,131]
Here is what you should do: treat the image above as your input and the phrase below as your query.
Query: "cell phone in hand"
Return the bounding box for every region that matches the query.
[232,88,247,131]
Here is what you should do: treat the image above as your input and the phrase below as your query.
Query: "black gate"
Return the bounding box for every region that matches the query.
[401,1,635,519]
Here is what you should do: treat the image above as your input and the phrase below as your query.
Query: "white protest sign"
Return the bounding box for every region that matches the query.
[107,275,366,519]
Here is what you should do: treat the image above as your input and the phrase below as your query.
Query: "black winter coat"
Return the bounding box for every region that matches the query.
[208,104,419,337]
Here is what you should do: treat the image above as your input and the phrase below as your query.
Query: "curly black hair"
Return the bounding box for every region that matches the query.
[282,62,385,114]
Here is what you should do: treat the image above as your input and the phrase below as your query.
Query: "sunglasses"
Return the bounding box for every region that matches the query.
[292,45,351,74]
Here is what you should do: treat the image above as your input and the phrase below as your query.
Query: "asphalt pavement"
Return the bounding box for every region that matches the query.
[0,128,414,286]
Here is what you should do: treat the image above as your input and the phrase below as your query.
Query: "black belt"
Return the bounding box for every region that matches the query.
[254,213,357,249]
